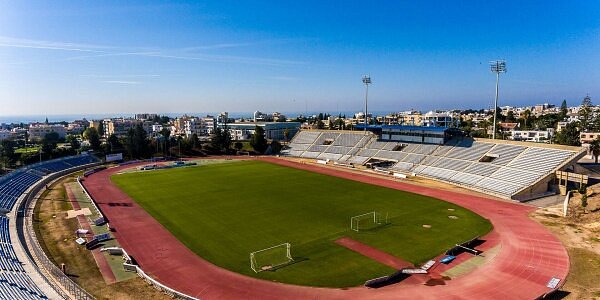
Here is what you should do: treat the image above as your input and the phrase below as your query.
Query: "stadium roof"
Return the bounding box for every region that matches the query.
[355,124,450,132]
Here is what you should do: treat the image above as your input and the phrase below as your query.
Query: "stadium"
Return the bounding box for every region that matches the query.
[0,128,585,299]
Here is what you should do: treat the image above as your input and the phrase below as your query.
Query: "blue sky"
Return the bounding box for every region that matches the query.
[1,1,599,116]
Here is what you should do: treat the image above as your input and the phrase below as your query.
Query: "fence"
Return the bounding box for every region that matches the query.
[17,160,197,300]
[119,248,198,300]
[18,164,101,299]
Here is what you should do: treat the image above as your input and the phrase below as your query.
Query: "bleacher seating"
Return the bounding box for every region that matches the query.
[0,154,100,299]
[0,216,47,299]
[332,133,364,147]
[31,155,98,175]
[283,130,582,199]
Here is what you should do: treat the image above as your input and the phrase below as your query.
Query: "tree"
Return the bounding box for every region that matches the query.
[221,126,232,151]
[105,134,123,154]
[134,124,150,157]
[125,124,150,159]
[506,111,516,123]
[234,142,243,151]
[0,139,17,170]
[190,133,199,149]
[477,119,490,138]
[535,113,560,130]
[316,120,325,129]
[83,127,102,150]
[41,132,60,155]
[555,122,581,146]
[66,135,80,151]
[211,128,223,151]
[269,140,283,154]
[559,99,568,120]
[283,128,290,143]
[521,109,532,129]
[589,138,600,164]
[97,122,105,138]
[250,126,268,154]
[578,95,593,132]
[210,127,231,152]
[494,106,503,122]
[159,128,171,156]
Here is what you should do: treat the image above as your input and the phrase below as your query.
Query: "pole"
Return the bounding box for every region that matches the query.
[492,72,500,140]
[364,83,369,132]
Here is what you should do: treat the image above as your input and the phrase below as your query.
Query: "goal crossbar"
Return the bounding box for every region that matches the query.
[350,211,387,232]
[250,243,293,273]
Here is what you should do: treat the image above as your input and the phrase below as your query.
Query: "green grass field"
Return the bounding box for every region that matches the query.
[15,146,40,154]
[111,160,492,287]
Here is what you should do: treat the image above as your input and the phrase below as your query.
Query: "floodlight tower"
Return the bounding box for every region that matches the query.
[489,60,506,140]
[362,75,371,132]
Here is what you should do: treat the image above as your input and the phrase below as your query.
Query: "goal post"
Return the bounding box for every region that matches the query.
[350,211,388,232]
[249,243,293,273]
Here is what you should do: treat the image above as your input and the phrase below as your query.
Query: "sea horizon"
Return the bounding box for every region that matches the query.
[0,110,399,125]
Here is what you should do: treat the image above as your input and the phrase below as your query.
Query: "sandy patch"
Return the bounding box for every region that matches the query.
[65,207,92,219]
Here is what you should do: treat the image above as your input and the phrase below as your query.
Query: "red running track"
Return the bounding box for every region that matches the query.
[82,158,569,300]
[335,237,414,270]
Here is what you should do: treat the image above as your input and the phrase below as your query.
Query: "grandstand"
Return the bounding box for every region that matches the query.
[284,130,585,200]
[0,154,100,299]
[0,216,47,299]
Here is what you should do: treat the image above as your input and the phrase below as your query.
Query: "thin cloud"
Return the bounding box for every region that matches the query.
[138,52,305,66]
[0,36,110,52]
[181,42,255,51]
[2,36,306,66]
[64,51,159,61]
[103,80,141,85]
[269,76,299,81]
[82,74,160,78]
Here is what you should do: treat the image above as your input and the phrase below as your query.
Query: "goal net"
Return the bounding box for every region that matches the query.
[350,211,387,232]
[250,243,293,273]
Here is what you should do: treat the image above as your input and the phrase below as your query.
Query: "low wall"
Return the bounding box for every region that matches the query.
[17,163,102,299]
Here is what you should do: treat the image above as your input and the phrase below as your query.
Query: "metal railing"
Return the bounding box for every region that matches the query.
[118,248,198,300]
[17,160,198,300]
[19,164,100,299]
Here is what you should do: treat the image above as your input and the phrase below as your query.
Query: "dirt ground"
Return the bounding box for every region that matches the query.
[33,174,169,300]
[531,188,600,300]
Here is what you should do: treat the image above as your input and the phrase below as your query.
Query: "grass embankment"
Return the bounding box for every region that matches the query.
[33,175,168,300]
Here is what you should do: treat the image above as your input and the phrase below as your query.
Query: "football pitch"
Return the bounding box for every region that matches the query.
[111,160,492,287]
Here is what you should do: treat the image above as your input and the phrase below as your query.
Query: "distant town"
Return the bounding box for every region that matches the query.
[0,95,595,172]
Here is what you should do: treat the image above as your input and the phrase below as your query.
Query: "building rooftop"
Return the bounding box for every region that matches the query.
[356,124,450,132]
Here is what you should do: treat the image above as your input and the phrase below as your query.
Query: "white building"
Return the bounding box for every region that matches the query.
[272,112,286,122]
[67,123,85,134]
[217,112,230,125]
[103,118,153,138]
[253,111,268,122]
[28,124,67,140]
[422,111,456,127]
[184,117,215,137]
[221,122,300,141]
[134,113,158,120]
[0,130,13,141]
[510,129,555,143]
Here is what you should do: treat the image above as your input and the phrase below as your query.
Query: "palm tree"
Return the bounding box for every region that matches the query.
[522,109,531,129]
[589,138,600,163]
[283,128,290,144]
